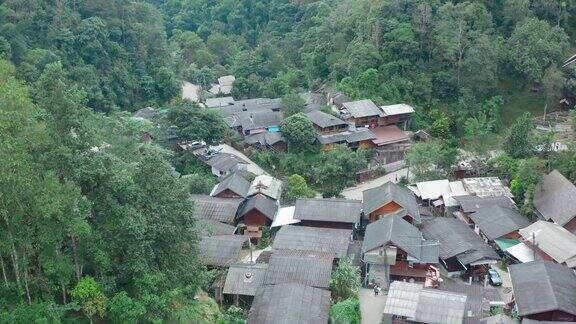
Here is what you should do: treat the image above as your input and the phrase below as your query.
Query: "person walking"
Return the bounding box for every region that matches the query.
[373,284,379,296]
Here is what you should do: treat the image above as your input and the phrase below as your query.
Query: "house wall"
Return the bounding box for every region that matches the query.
[241,210,270,227]
[368,201,402,223]
[524,310,576,322]
[564,217,576,233]
[299,220,354,230]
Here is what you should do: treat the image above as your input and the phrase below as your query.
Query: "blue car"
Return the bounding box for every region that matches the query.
[488,269,502,286]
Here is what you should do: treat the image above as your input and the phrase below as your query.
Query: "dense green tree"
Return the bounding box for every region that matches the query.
[71,276,108,324]
[507,18,569,82]
[503,113,535,158]
[281,113,316,152]
[330,298,361,324]
[330,257,361,302]
[464,112,496,156]
[280,93,306,117]
[282,174,316,204]
[406,140,457,181]
[163,101,227,145]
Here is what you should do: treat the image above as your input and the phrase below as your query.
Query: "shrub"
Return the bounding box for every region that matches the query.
[330,298,361,324]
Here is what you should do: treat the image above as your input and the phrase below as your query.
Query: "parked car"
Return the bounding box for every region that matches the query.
[488,269,502,286]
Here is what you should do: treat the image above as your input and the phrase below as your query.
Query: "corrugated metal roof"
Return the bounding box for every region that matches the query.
[469,206,530,240]
[342,99,382,118]
[272,225,351,258]
[293,198,362,224]
[384,281,467,324]
[509,261,576,317]
[363,213,438,264]
[192,195,243,223]
[421,217,499,265]
[248,175,283,200]
[453,195,516,214]
[534,170,576,226]
[223,263,268,296]
[519,221,576,267]
[264,249,333,288]
[210,172,251,198]
[415,179,451,201]
[380,103,415,116]
[199,235,247,267]
[247,282,331,324]
[238,194,279,221]
[306,110,347,128]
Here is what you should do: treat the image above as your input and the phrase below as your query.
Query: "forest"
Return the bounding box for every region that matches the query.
[1,0,576,322]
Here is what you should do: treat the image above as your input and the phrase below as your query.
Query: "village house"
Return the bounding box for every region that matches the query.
[236,194,278,242]
[379,104,415,130]
[292,198,362,230]
[272,225,352,260]
[205,96,235,108]
[247,175,283,201]
[383,281,468,324]
[509,261,576,322]
[199,235,248,267]
[461,177,513,198]
[203,152,249,177]
[247,282,331,324]
[362,182,421,225]
[340,99,383,128]
[244,131,286,152]
[514,221,576,268]
[327,91,351,110]
[263,249,333,289]
[209,75,235,95]
[533,170,576,234]
[223,263,268,307]
[362,214,440,288]
[421,217,499,279]
[305,110,376,151]
[453,195,517,223]
[468,205,531,251]
[192,194,244,225]
[210,172,251,198]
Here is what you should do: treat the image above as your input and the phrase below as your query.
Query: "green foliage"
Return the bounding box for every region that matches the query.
[330,257,361,302]
[507,18,569,82]
[171,292,225,324]
[225,305,246,324]
[71,277,108,321]
[282,174,316,204]
[162,101,227,145]
[503,113,535,158]
[406,140,457,181]
[281,93,306,117]
[108,291,146,324]
[281,113,316,152]
[330,298,361,324]
[464,112,496,156]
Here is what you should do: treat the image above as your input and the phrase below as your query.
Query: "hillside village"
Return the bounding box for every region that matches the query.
[4,1,576,323]
[133,79,576,323]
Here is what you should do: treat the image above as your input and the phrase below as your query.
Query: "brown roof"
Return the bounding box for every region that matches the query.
[534,170,576,226]
[371,126,411,146]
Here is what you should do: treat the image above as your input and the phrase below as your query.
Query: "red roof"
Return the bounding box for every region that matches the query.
[371,126,411,146]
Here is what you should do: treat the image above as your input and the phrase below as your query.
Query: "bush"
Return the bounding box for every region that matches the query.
[330,257,361,301]
[330,298,361,324]
[225,305,246,324]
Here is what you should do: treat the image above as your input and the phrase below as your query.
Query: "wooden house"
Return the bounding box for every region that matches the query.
[509,261,576,322]
[293,198,362,230]
[362,182,421,225]
[534,170,576,234]
[210,172,251,198]
[362,215,440,288]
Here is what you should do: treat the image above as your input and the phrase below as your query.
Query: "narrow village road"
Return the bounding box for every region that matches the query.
[340,168,410,200]
[359,288,387,324]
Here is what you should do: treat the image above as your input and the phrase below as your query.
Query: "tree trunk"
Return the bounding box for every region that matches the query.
[71,236,82,281]
[61,282,67,304]
[10,240,22,291]
[0,251,7,287]
[22,253,31,304]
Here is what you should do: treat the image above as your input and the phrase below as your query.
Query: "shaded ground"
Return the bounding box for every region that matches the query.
[359,287,387,324]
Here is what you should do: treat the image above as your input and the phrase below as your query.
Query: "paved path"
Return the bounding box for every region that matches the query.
[340,168,410,200]
[359,288,387,324]
[181,81,201,102]
[214,144,268,176]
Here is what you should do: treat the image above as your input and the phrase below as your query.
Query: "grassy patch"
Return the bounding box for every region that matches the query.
[498,77,546,126]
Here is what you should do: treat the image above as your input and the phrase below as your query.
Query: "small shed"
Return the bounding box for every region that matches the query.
[223,263,268,307]
[199,235,247,267]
